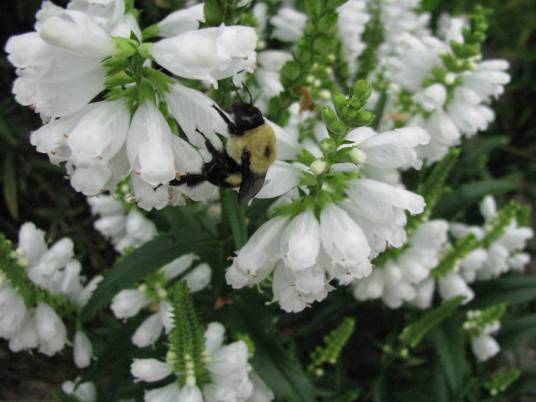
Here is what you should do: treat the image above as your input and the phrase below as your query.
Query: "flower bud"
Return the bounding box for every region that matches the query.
[350,148,367,165]
[311,159,327,175]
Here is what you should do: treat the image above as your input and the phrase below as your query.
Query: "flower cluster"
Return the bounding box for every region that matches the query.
[463,304,507,362]
[6,0,256,210]
[378,7,510,162]
[132,282,274,402]
[227,81,429,312]
[88,193,157,253]
[353,196,533,311]
[111,254,211,347]
[0,223,98,366]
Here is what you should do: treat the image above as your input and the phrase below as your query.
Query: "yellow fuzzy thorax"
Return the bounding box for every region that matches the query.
[226,124,277,174]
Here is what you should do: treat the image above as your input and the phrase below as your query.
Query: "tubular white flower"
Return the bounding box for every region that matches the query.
[27,237,74,290]
[226,216,288,287]
[248,372,275,402]
[130,175,170,211]
[337,0,369,74]
[438,272,474,304]
[320,203,372,283]
[343,178,425,252]
[145,382,181,402]
[411,278,436,309]
[157,3,204,38]
[132,313,164,347]
[279,209,321,272]
[447,87,495,136]
[255,162,301,199]
[179,385,203,402]
[347,126,430,170]
[17,222,47,267]
[256,51,293,106]
[184,263,212,292]
[131,358,172,383]
[111,288,150,319]
[205,322,225,355]
[471,334,500,362]
[164,82,227,150]
[34,302,67,356]
[463,60,510,100]
[74,330,93,368]
[67,99,130,163]
[151,26,257,87]
[6,33,106,118]
[62,380,97,402]
[127,101,176,187]
[67,0,126,29]
[0,285,27,338]
[8,314,39,352]
[38,8,116,57]
[270,7,306,42]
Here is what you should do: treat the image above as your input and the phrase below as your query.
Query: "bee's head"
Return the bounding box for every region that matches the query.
[232,102,265,133]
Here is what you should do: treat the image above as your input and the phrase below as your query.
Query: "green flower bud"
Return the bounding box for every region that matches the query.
[281,61,301,82]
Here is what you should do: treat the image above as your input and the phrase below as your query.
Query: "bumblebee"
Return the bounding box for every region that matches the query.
[171,91,277,206]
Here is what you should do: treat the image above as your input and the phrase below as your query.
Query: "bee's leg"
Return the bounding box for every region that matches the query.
[169,173,206,187]
[211,104,241,134]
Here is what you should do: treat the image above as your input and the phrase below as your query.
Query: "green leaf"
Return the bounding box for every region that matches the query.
[497,314,536,349]
[223,296,318,402]
[220,189,248,249]
[400,296,466,348]
[436,175,521,217]
[430,319,466,396]
[80,234,218,322]
[3,153,18,219]
[470,275,536,308]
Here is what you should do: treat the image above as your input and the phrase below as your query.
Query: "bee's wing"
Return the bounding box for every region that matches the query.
[238,166,266,207]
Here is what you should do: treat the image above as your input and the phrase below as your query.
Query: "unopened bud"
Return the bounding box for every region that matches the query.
[350,148,367,164]
[445,72,456,85]
[319,89,331,100]
[311,159,327,175]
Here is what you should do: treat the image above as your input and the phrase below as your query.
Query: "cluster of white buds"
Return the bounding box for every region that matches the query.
[0,223,99,367]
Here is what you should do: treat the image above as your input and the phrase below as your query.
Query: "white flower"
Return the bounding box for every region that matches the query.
[135,323,269,402]
[270,7,306,42]
[411,278,436,309]
[8,314,39,352]
[17,222,47,267]
[387,34,445,91]
[132,313,164,348]
[74,330,93,368]
[337,0,369,75]
[67,0,126,29]
[255,51,293,109]
[438,272,474,304]
[164,82,227,150]
[150,26,257,87]
[471,334,500,362]
[62,380,97,402]
[34,302,67,356]
[131,358,173,382]
[111,289,150,319]
[67,99,130,164]
[320,203,372,283]
[345,126,430,170]
[279,209,320,272]
[38,8,116,57]
[144,382,181,402]
[463,60,510,100]
[184,263,212,292]
[226,216,287,287]
[343,178,425,252]
[157,3,204,38]
[447,87,495,136]
[0,285,27,338]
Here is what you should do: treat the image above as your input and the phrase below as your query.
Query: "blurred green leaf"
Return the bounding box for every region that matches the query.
[3,153,18,219]
[80,233,219,322]
[471,275,536,308]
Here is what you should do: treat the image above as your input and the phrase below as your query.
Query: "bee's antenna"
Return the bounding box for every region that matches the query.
[243,82,253,104]
[231,81,245,103]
